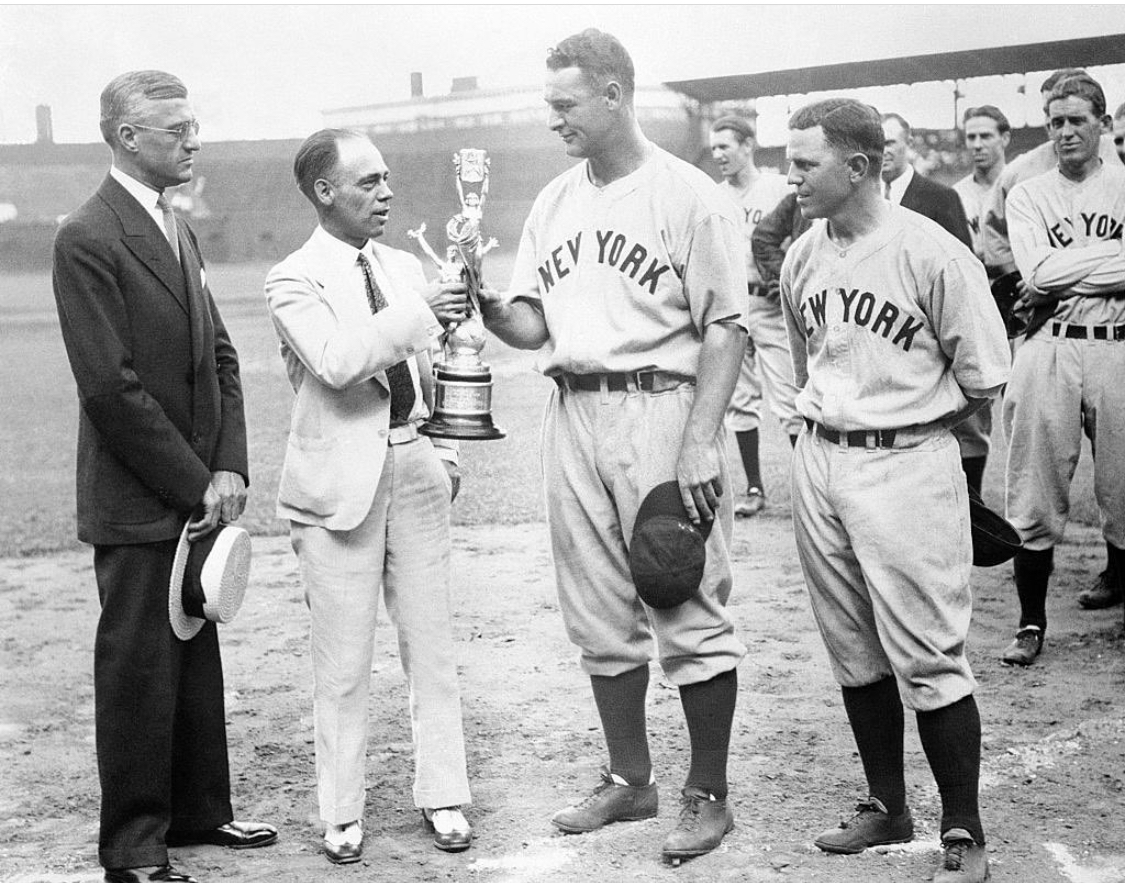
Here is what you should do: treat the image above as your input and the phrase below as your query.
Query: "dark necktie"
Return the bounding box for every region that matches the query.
[156,191,180,262]
[358,253,416,426]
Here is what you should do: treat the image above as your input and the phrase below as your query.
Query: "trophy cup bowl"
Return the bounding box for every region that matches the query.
[408,149,504,441]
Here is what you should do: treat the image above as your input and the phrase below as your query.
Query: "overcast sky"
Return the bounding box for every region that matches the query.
[2,4,1125,144]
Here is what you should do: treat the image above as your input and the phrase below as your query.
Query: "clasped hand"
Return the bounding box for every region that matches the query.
[186,470,247,541]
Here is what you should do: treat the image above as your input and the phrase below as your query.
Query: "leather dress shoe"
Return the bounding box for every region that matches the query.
[323,821,363,865]
[166,820,278,850]
[422,807,473,852]
[105,865,197,883]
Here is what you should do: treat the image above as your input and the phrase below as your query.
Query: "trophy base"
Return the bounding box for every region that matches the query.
[420,360,506,441]
[419,417,505,440]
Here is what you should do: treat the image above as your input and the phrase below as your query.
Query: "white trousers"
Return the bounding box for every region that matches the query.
[291,438,470,824]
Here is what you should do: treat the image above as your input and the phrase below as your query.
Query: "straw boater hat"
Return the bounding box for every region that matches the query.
[168,521,252,640]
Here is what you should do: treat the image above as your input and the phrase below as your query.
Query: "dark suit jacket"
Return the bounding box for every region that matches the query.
[899,172,974,251]
[53,174,248,546]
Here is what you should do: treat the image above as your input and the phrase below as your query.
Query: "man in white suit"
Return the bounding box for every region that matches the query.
[265,129,474,863]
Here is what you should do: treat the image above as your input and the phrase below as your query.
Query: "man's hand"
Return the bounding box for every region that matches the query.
[676,438,724,526]
[186,470,247,541]
[442,460,462,503]
[1014,278,1061,311]
[422,279,469,327]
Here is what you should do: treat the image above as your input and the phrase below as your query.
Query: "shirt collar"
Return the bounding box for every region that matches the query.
[110,165,162,212]
[313,224,375,269]
[886,164,914,205]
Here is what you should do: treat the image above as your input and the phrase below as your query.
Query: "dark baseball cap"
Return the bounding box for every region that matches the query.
[629,481,713,609]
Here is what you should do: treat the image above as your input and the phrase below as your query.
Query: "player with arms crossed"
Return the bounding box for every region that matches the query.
[1000,72,1125,665]
[479,28,748,863]
[781,98,1009,883]
[709,115,803,516]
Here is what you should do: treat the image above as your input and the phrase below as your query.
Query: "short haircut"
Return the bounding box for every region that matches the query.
[547,28,635,99]
[790,98,885,176]
[1041,67,1088,94]
[1045,73,1106,120]
[1115,101,1125,122]
[293,128,367,203]
[962,104,1011,135]
[711,115,756,143]
[880,112,912,138]
[99,70,187,145]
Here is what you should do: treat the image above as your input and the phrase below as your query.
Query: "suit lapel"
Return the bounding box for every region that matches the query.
[99,176,189,316]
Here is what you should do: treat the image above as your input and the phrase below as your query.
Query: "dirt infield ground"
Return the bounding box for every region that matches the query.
[2,514,1123,883]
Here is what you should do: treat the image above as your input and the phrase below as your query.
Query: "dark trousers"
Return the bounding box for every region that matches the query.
[93,540,232,869]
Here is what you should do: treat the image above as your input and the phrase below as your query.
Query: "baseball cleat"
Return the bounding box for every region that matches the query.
[933,828,990,882]
[1077,569,1123,609]
[661,787,734,864]
[1000,626,1043,666]
[551,767,658,833]
[814,797,914,854]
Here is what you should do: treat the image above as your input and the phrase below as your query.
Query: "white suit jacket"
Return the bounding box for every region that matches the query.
[265,226,454,530]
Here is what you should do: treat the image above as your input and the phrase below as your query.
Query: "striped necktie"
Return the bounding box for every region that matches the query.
[156,191,180,262]
[357,253,416,426]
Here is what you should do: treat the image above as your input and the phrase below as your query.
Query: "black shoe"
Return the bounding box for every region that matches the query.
[166,820,278,850]
[105,866,197,883]
[814,798,914,854]
[1078,570,1123,609]
[1000,626,1043,666]
[661,787,734,863]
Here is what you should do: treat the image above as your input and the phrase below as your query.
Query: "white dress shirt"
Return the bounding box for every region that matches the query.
[884,164,914,206]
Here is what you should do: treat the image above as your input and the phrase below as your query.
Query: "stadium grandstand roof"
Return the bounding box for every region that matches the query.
[664,34,1125,102]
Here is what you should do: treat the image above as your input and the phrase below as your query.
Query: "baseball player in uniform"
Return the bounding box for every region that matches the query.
[479,29,747,863]
[709,116,803,517]
[953,106,1011,265]
[981,70,1121,612]
[781,98,1009,883]
[1001,72,1125,665]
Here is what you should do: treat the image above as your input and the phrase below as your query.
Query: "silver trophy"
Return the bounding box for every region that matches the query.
[407,149,504,440]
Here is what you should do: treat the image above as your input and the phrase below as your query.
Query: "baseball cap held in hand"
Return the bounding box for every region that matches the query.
[168,521,252,640]
[629,481,712,609]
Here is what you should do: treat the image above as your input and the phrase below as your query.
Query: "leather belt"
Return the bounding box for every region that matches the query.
[805,418,898,449]
[1051,321,1125,341]
[553,371,692,394]
[387,422,422,445]
[748,282,770,297]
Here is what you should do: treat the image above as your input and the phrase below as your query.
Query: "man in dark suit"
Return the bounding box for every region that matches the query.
[52,70,275,883]
[881,112,990,494]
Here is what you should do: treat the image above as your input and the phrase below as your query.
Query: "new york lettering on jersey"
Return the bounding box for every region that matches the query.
[535,228,672,295]
[798,287,926,352]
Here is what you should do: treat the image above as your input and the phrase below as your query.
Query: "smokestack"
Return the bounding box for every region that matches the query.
[410,72,424,98]
[35,105,53,144]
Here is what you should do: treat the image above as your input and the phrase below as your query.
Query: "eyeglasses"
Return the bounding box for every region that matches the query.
[130,120,200,141]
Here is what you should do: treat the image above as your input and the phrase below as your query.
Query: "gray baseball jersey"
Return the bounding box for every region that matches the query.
[781,205,1010,708]
[1003,160,1125,550]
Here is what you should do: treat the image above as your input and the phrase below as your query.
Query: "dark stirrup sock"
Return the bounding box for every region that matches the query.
[917,695,985,846]
[678,668,737,799]
[735,429,763,493]
[1013,547,1054,632]
[841,677,907,816]
[590,664,652,786]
